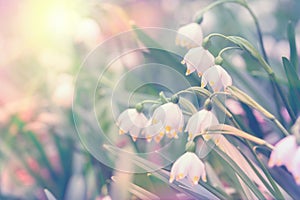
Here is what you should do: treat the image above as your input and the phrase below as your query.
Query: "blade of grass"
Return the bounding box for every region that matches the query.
[287,21,298,69]
[252,147,285,199]
[25,131,57,180]
[212,146,266,199]
[104,144,219,199]
[282,57,300,114]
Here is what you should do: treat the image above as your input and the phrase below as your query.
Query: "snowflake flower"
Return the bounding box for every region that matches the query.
[268,135,297,169]
[201,65,232,91]
[151,102,184,139]
[175,23,203,49]
[181,46,215,76]
[169,152,206,185]
[116,109,148,141]
[185,109,219,141]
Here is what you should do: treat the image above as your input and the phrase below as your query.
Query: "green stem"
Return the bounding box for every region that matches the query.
[217,46,241,58]
[140,99,161,105]
[195,0,269,63]
[209,91,230,100]
[242,4,269,63]
[257,57,296,121]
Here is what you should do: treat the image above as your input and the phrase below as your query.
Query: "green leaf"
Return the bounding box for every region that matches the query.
[282,57,300,113]
[25,131,57,180]
[227,36,259,58]
[287,21,298,69]
[239,148,281,199]
[131,25,199,86]
[213,146,266,200]
[104,144,219,199]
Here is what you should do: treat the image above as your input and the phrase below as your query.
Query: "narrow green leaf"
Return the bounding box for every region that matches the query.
[287,21,298,69]
[227,36,259,58]
[104,144,219,199]
[213,147,266,200]
[282,57,300,113]
[131,25,199,86]
[25,131,57,180]
[238,149,279,198]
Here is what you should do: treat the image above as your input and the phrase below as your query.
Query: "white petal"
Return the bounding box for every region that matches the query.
[152,103,183,134]
[201,65,232,91]
[268,135,297,167]
[116,109,132,126]
[186,110,219,140]
[143,121,164,142]
[176,23,203,48]
[182,47,214,76]
[219,66,233,89]
[175,153,191,180]
[188,154,205,184]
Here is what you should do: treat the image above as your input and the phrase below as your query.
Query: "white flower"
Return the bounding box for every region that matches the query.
[169,152,206,185]
[290,148,300,184]
[201,65,232,91]
[185,109,219,141]
[181,46,215,76]
[143,121,165,143]
[175,23,203,49]
[268,135,297,169]
[116,109,148,141]
[151,102,184,140]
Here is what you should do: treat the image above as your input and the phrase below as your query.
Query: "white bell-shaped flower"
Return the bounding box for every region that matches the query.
[185,109,219,141]
[176,23,203,49]
[201,65,232,91]
[116,108,148,141]
[268,135,297,169]
[181,46,215,76]
[151,102,184,139]
[169,152,206,185]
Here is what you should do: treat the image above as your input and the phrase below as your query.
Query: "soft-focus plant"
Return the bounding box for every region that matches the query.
[1,0,300,200]
[106,0,300,199]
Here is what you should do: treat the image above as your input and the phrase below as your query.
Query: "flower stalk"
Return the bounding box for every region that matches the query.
[203,124,274,150]
[227,86,290,136]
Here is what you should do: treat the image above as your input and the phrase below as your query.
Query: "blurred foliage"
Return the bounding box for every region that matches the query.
[0,0,300,199]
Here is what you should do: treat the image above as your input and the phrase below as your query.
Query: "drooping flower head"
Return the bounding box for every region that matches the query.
[175,23,203,49]
[169,152,206,185]
[116,108,148,141]
[201,65,232,92]
[151,102,184,140]
[181,46,215,76]
[268,135,297,169]
[185,109,219,141]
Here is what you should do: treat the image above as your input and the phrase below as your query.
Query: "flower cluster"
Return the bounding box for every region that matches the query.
[116,102,184,142]
[268,117,300,184]
[116,21,235,185]
[177,23,232,92]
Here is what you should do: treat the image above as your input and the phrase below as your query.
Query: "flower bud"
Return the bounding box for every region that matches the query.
[202,36,211,49]
[204,99,213,111]
[215,56,223,65]
[135,103,143,113]
[194,15,203,25]
[171,94,179,104]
